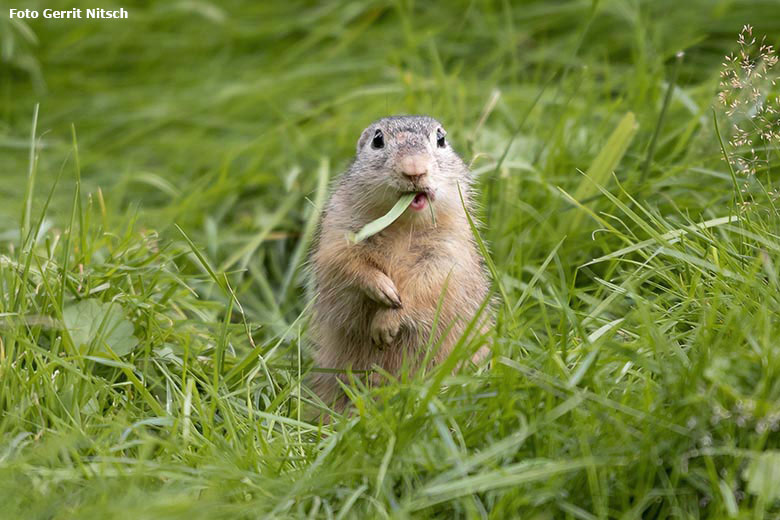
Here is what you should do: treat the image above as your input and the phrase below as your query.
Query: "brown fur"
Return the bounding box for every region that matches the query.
[308,115,492,409]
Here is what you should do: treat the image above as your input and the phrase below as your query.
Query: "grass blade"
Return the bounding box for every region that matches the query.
[568,112,638,232]
[348,193,417,243]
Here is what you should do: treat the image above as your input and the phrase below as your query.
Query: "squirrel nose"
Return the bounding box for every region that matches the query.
[398,154,431,179]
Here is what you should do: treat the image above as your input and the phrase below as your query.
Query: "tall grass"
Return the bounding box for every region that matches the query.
[1,0,779,517]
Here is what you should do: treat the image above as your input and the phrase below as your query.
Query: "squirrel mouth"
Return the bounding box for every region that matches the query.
[409,191,431,211]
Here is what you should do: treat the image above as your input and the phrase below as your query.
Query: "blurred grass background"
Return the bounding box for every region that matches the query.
[1,0,780,518]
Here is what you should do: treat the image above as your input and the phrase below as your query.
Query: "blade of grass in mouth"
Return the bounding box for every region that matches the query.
[347,193,417,243]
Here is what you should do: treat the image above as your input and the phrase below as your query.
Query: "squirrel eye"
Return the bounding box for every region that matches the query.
[436,128,446,148]
[371,129,384,149]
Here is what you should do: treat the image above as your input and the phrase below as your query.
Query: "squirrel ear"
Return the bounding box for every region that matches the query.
[357,127,372,153]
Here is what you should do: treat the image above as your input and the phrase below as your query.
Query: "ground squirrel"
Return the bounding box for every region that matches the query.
[309,115,492,410]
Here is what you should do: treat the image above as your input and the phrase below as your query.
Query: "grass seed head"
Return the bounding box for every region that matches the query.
[718,25,780,183]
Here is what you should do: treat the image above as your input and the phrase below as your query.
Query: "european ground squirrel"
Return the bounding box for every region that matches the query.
[309,115,492,409]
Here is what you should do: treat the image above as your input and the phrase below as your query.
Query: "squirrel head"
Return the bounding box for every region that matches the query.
[349,115,471,216]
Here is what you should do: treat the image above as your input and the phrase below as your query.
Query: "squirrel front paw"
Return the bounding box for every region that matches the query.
[370,308,403,347]
[363,272,402,308]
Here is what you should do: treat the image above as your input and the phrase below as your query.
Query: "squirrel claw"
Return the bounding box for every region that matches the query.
[365,272,402,308]
[371,309,402,347]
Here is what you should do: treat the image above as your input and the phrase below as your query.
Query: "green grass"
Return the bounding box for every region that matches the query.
[2,0,780,517]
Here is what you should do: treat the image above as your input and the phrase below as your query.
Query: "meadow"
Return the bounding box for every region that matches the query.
[1,0,780,517]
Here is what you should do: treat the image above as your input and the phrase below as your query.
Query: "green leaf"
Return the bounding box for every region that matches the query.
[568,112,638,232]
[347,192,417,243]
[743,451,780,503]
[63,299,138,356]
